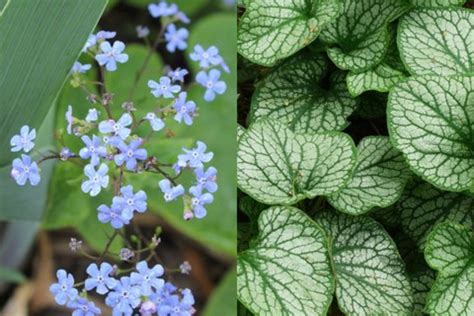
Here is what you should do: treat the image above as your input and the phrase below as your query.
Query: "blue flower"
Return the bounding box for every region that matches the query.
[168,67,188,83]
[114,138,147,171]
[97,203,130,229]
[189,185,213,218]
[136,25,150,38]
[194,166,218,193]
[83,34,97,52]
[164,24,188,53]
[178,141,213,169]
[79,135,107,166]
[95,41,129,72]
[105,277,141,315]
[145,112,165,131]
[140,300,157,315]
[10,125,36,153]
[81,163,109,196]
[96,30,116,41]
[158,288,195,316]
[176,11,190,24]
[67,297,101,316]
[159,179,185,202]
[11,154,40,186]
[190,45,222,68]
[196,69,226,102]
[113,185,147,219]
[148,76,181,99]
[85,262,118,295]
[71,61,91,74]
[172,92,196,126]
[66,105,73,135]
[49,269,78,305]
[148,1,178,18]
[149,282,176,306]
[60,147,73,161]
[99,113,133,140]
[130,261,164,296]
[86,108,99,122]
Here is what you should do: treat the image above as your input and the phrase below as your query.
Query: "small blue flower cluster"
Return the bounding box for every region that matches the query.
[50,261,195,316]
[10,1,229,315]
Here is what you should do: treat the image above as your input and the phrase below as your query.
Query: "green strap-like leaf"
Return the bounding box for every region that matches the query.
[237,0,342,66]
[397,179,474,249]
[424,222,474,315]
[0,0,107,167]
[398,8,474,76]
[320,0,410,72]
[411,0,467,6]
[388,75,474,192]
[328,136,410,215]
[238,119,357,205]
[237,206,334,316]
[250,53,358,133]
[316,211,413,315]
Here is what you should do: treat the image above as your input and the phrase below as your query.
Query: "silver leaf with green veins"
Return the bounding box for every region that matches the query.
[411,0,467,6]
[398,8,474,76]
[328,136,410,215]
[319,0,410,72]
[237,120,357,205]
[397,180,474,250]
[316,211,414,315]
[410,268,436,316]
[388,76,474,192]
[237,0,342,66]
[250,53,357,133]
[237,206,334,316]
[424,222,474,315]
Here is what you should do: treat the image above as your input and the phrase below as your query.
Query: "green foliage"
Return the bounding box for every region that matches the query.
[424,222,473,315]
[0,0,107,167]
[203,270,237,316]
[238,0,342,66]
[238,206,334,315]
[250,53,358,133]
[0,266,26,284]
[238,1,474,315]
[327,136,410,215]
[238,119,356,205]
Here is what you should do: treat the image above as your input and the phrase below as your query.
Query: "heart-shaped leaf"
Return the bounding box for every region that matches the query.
[346,25,408,96]
[424,222,474,315]
[237,206,334,315]
[397,179,474,250]
[250,53,358,133]
[237,0,342,66]
[328,136,410,215]
[398,8,474,76]
[238,119,357,205]
[320,0,410,72]
[410,267,436,316]
[388,75,474,192]
[316,211,414,315]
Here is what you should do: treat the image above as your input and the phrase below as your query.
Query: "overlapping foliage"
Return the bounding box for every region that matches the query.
[237,0,473,315]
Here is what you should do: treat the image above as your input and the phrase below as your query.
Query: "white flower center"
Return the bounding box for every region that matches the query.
[202,52,209,59]
[89,146,96,153]
[127,150,134,158]
[180,106,187,113]
[192,198,199,206]
[161,85,168,91]
[127,198,133,206]
[164,193,171,201]
[206,81,214,89]
[192,151,199,159]
[23,166,30,173]
[93,175,99,182]
[113,123,120,131]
